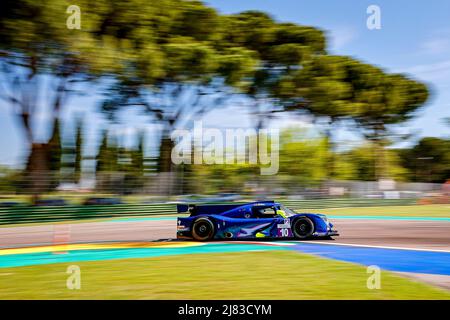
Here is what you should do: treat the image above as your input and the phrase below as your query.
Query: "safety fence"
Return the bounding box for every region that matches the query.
[0,198,417,225]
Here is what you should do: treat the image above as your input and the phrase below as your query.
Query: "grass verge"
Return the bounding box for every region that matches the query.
[0,250,448,299]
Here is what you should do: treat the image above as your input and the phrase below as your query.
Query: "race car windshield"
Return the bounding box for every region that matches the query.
[279,205,296,217]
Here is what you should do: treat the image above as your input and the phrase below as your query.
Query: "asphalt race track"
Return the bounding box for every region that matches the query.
[1,216,449,289]
[1,217,449,251]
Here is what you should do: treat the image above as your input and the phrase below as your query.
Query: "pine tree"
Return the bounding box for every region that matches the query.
[48,118,62,190]
[132,132,144,176]
[74,118,83,183]
[96,130,109,173]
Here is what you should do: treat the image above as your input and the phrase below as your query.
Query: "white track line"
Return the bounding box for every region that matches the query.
[216,241,296,247]
[215,240,450,253]
[303,241,450,253]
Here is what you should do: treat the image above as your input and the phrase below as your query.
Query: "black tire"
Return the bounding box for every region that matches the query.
[192,218,215,241]
[292,217,314,239]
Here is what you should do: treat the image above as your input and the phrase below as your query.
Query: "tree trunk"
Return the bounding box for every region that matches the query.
[24,117,61,203]
[156,129,176,196]
[157,135,174,173]
[25,143,51,203]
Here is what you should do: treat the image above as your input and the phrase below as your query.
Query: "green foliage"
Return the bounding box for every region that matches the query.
[96,130,118,173]
[131,132,145,176]
[220,10,328,103]
[221,11,276,53]
[332,154,358,181]
[48,119,62,172]
[163,37,218,82]
[171,0,220,42]
[398,137,450,183]
[95,129,148,193]
[275,55,429,179]
[278,128,329,185]
[335,143,409,181]
[218,47,258,89]
[74,119,83,183]
[0,0,431,190]
[189,162,259,194]
[0,166,22,193]
[185,128,330,193]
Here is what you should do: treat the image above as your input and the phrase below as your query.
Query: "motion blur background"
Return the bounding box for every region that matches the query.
[1,0,450,301]
[0,0,449,206]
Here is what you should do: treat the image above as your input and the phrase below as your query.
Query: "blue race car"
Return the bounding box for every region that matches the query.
[176,201,339,241]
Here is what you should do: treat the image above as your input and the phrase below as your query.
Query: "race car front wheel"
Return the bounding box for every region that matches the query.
[292,217,314,239]
[192,218,215,241]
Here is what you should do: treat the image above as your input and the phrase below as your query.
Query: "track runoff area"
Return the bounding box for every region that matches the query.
[1,206,450,292]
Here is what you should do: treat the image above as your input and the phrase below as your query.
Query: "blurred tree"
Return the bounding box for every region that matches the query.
[129,131,145,192]
[340,143,408,181]
[98,1,259,182]
[187,128,328,193]
[74,118,83,184]
[47,118,62,171]
[220,11,327,130]
[132,132,145,176]
[22,118,62,200]
[331,153,358,181]
[348,68,429,179]
[0,166,21,193]
[60,116,83,184]
[166,10,328,188]
[0,0,131,199]
[95,130,119,191]
[274,55,357,178]
[274,56,429,179]
[442,117,450,128]
[96,131,109,174]
[188,161,261,195]
[398,137,450,183]
[0,0,430,195]
[278,128,329,187]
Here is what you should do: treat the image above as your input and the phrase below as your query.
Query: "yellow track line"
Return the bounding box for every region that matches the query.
[0,241,205,256]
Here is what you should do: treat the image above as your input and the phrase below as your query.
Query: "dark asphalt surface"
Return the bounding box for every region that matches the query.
[1,218,449,251]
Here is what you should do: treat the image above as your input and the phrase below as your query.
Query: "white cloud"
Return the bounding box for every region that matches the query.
[421,38,450,55]
[420,29,450,56]
[400,60,450,75]
[329,26,358,51]
[396,60,450,84]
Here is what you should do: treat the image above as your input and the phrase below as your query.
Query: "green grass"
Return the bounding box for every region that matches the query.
[0,251,448,299]
[302,204,450,218]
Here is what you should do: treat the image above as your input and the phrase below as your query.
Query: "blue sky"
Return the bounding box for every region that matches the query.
[0,0,449,167]
[205,0,450,135]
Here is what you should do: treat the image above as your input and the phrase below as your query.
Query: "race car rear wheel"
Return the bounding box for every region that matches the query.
[292,217,314,239]
[192,218,215,241]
